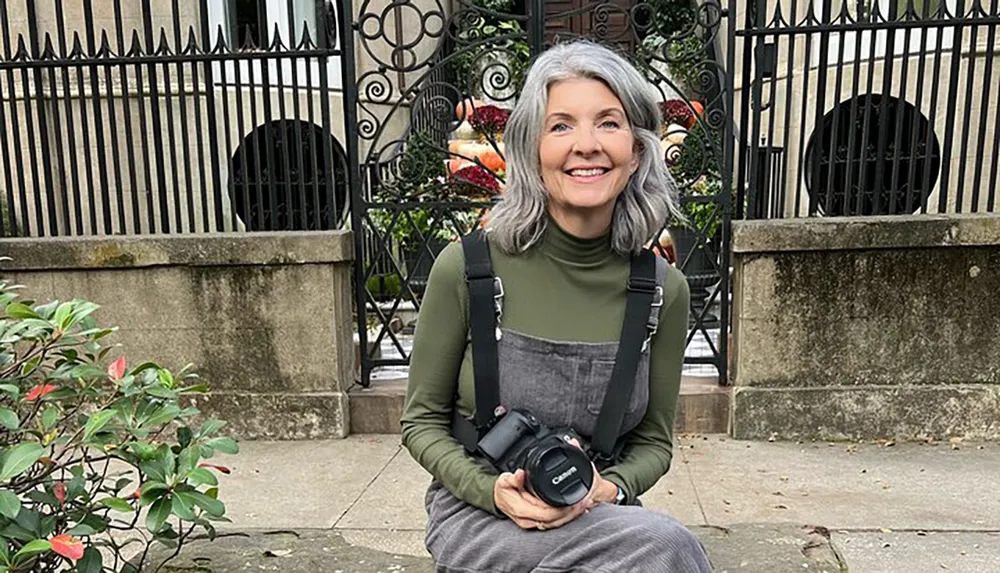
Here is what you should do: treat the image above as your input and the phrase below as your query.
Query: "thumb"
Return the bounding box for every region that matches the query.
[513,468,528,488]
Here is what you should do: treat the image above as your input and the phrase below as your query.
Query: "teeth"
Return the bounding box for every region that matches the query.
[569,168,606,177]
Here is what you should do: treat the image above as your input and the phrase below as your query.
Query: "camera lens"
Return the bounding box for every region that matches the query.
[523,439,593,507]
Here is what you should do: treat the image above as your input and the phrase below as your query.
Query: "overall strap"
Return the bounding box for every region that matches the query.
[451,230,504,452]
[590,248,659,461]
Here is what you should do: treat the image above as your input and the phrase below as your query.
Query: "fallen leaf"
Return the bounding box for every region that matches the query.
[26,384,57,401]
[772,491,784,496]
[107,357,127,381]
[774,504,788,510]
[264,549,293,558]
[50,534,84,561]
[883,543,891,548]
[723,499,731,505]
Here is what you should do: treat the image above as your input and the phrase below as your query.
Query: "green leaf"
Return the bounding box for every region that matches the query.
[0,385,18,398]
[171,493,197,521]
[187,491,224,517]
[177,427,193,449]
[0,409,17,431]
[40,407,58,431]
[99,497,135,513]
[198,419,226,438]
[0,490,20,519]
[205,487,219,499]
[144,385,176,399]
[53,302,73,329]
[12,539,50,561]
[205,437,239,455]
[139,481,170,506]
[185,468,218,487]
[0,443,44,481]
[142,404,181,428]
[82,410,116,442]
[0,537,8,561]
[76,547,102,573]
[146,497,171,533]
[5,303,39,320]
[176,447,198,476]
[157,369,174,389]
[19,356,41,378]
[65,523,97,536]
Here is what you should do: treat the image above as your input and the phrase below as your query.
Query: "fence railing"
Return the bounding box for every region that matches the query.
[0,0,346,238]
[735,0,1000,219]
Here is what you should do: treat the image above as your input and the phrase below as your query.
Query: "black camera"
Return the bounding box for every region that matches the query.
[477,408,594,507]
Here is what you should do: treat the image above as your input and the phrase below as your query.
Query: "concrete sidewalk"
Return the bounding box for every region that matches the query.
[155,435,1000,572]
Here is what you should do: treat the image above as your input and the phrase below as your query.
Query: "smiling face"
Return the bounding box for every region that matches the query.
[539,77,639,236]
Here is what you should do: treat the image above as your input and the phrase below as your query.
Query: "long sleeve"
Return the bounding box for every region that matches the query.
[399,242,503,515]
[601,265,690,504]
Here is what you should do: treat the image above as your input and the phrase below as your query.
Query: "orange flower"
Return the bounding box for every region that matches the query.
[50,534,84,561]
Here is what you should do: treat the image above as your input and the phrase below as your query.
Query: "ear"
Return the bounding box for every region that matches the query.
[629,146,641,174]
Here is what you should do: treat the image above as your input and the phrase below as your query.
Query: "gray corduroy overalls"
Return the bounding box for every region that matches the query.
[423,258,713,573]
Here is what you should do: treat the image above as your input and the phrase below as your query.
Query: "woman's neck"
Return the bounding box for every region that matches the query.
[547,205,614,239]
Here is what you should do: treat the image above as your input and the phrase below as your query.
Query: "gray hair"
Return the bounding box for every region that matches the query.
[485,40,682,256]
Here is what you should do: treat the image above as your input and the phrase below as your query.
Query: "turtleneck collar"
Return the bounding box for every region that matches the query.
[540,218,614,266]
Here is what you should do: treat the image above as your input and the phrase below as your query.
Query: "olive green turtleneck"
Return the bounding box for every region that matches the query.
[400,221,690,515]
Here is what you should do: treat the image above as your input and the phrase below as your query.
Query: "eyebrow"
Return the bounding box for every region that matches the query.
[545,107,626,123]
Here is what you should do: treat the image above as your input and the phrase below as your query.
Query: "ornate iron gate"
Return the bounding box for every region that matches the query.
[340,0,735,388]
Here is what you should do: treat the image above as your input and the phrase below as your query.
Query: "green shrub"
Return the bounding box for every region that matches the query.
[0,273,237,573]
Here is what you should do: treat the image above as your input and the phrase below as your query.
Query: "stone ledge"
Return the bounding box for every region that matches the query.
[0,230,354,270]
[183,391,350,440]
[732,213,1000,254]
[138,525,845,573]
[732,385,1000,441]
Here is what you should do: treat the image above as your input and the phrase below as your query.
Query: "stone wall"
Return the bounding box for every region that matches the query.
[730,214,1000,441]
[0,231,356,439]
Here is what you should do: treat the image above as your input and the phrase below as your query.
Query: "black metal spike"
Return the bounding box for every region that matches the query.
[185,26,200,55]
[127,29,145,57]
[213,24,229,54]
[97,30,112,58]
[70,32,85,59]
[271,23,285,51]
[41,33,57,59]
[14,35,30,61]
[156,28,173,55]
[299,22,314,50]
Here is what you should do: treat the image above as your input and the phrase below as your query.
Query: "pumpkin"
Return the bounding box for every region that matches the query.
[690,100,705,118]
[455,97,484,121]
[479,150,506,172]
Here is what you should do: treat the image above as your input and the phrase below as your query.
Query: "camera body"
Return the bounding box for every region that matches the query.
[477,408,594,507]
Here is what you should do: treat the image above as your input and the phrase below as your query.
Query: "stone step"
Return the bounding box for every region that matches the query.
[348,376,730,435]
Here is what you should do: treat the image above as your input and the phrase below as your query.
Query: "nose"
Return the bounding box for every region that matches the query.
[571,125,602,155]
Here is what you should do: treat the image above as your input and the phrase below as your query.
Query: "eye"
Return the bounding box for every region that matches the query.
[550,122,570,132]
[600,119,621,129]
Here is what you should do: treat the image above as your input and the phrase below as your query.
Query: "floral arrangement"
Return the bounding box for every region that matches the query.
[468,105,511,140]
[660,99,695,129]
[451,165,501,195]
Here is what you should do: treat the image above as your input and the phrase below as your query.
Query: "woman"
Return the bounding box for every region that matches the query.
[401,40,711,572]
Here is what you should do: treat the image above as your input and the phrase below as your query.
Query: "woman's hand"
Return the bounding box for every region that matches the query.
[494,469,575,529]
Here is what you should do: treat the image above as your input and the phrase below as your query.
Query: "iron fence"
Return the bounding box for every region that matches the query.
[348,0,734,387]
[736,0,1000,219]
[0,0,347,237]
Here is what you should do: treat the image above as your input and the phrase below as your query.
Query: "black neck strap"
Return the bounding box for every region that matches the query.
[590,248,657,459]
[461,230,502,430]
[455,229,659,461]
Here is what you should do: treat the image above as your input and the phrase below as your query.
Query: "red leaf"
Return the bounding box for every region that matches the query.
[107,357,126,381]
[50,534,84,561]
[199,463,231,475]
[25,384,57,401]
[53,482,66,506]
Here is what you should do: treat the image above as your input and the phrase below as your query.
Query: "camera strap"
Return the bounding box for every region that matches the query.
[450,229,664,459]
[451,230,504,453]
[590,248,660,462]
